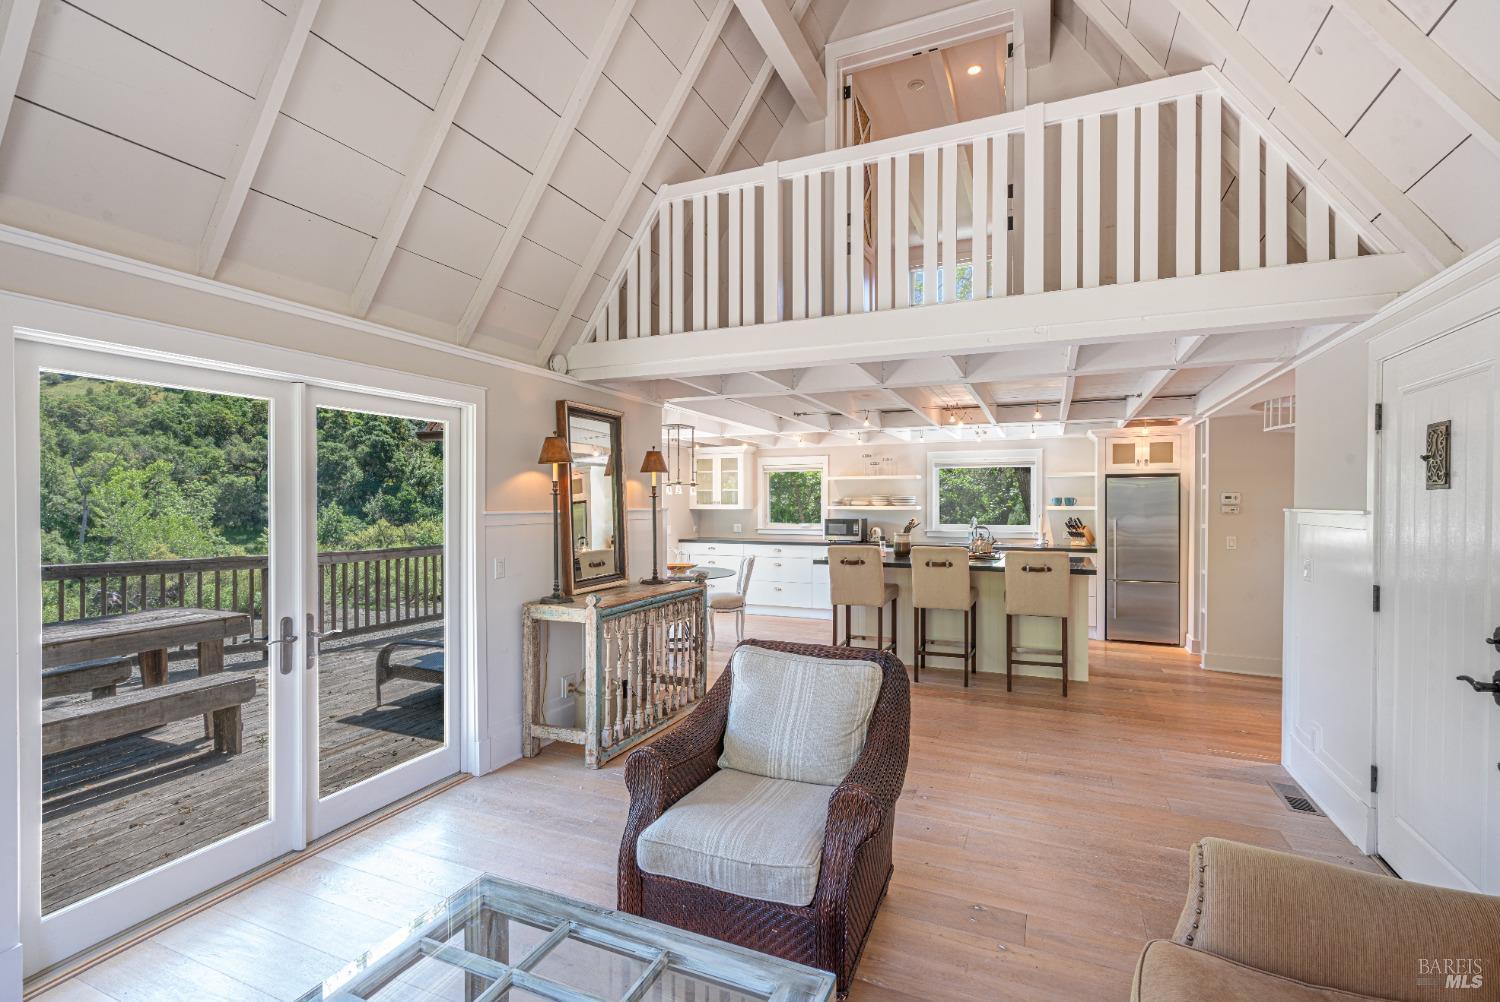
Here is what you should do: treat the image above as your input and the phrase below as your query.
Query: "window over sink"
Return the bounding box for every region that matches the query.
[928,450,1041,538]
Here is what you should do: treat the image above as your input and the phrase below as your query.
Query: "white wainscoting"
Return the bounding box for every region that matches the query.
[1282,509,1376,852]
[481,508,660,772]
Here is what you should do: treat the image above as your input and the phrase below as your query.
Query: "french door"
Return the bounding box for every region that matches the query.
[1375,315,1500,893]
[17,341,464,974]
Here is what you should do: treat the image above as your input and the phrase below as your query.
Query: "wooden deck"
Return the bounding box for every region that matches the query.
[41,627,444,914]
[34,615,1375,1002]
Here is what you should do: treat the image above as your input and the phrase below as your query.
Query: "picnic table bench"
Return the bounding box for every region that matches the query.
[42,673,256,756]
[375,638,444,707]
[42,656,134,700]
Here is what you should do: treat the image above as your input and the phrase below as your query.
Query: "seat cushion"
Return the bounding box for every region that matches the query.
[637,768,833,907]
[1132,942,1395,1002]
[717,644,882,785]
[709,594,744,610]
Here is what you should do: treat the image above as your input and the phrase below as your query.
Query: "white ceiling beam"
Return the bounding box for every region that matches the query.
[1174,334,1208,364]
[0,0,40,150]
[1072,0,1164,81]
[746,395,831,431]
[961,382,999,424]
[707,0,813,175]
[1017,0,1052,69]
[886,387,941,427]
[731,0,826,121]
[198,0,323,277]
[455,0,635,343]
[1124,368,1176,419]
[1175,1,1460,271]
[567,253,1421,380]
[1058,344,1079,421]
[535,0,734,364]
[673,396,786,434]
[1194,362,1281,416]
[351,0,509,317]
[1331,0,1500,161]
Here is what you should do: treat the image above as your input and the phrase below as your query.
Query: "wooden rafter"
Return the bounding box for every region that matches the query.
[0,0,40,149]
[350,0,510,317]
[731,0,825,121]
[706,0,814,176]
[199,0,324,278]
[533,0,735,365]
[455,0,637,344]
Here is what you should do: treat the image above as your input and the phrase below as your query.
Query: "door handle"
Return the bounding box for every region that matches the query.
[262,615,299,676]
[306,612,340,672]
[1485,625,1499,649]
[1455,670,1500,706]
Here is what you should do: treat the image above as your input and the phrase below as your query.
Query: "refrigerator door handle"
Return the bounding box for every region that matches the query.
[1109,517,1118,576]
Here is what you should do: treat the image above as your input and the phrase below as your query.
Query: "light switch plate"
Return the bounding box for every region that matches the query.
[492,558,506,579]
[732,523,742,533]
[1226,536,1237,550]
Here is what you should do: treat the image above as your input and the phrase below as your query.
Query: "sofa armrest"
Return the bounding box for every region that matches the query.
[1175,838,1500,1001]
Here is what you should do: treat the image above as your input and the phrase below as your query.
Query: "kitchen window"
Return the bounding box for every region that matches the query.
[928,451,1041,537]
[759,458,827,533]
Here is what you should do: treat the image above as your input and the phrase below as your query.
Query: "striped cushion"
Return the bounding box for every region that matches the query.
[636,768,834,906]
[718,645,882,786]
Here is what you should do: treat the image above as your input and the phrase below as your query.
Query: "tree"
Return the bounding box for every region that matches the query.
[936,466,1031,527]
[768,470,822,525]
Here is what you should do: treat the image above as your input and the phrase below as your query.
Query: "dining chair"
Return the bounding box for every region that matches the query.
[708,556,755,648]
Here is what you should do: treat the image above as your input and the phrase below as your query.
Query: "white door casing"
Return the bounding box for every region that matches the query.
[1375,314,1500,893]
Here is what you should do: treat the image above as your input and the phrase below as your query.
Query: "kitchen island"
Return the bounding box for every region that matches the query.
[812,551,1095,684]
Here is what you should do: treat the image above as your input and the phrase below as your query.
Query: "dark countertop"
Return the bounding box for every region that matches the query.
[680,536,1096,554]
[814,554,1097,576]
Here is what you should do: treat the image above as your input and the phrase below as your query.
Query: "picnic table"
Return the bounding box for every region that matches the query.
[43,607,253,681]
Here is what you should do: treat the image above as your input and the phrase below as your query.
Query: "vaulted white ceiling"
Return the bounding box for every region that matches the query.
[0,0,1494,431]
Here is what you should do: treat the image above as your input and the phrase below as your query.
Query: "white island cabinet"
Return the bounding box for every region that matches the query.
[677,540,831,618]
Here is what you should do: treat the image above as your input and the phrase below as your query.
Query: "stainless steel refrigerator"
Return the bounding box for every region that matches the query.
[1105,474,1180,644]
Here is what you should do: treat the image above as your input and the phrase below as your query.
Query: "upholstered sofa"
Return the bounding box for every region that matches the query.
[1135,838,1500,1001]
[618,639,910,998]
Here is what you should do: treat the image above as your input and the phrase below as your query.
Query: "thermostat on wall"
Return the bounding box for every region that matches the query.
[1219,491,1241,515]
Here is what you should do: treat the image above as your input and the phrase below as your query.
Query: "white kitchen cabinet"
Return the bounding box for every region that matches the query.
[1106,435,1180,471]
[690,447,753,509]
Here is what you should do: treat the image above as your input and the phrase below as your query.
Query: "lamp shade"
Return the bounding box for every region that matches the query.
[640,447,669,475]
[537,434,571,465]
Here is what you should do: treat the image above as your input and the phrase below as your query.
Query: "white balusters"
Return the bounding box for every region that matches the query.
[791,173,807,319]
[921,147,937,305]
[1061,118,1078,292]
[875,156,893,310]
[671,199,686,332]
[657,202,671,334]
[1117,107,1136,284]
[1334,213,1356,260]
[993,135,1008,296]
[1306,186,1330,263]
[893,154,909,308]
[1082,114,1101,289]
[1023,103,1044,294]
[706,192,720,329]
[833,165,849,314]
[850,164,866,312]
[941,142,958,303]
[742,184,757,323]
[1200,92,1221,275]
[1175,94,1196,278]
[691,193,705,331]
[1239,120,1260,270]
[1266,145,1287,267]
[971,137,988,300]
[1140,101,1159,282]
[762,171,779,323]
[807,173,823,317]
[727,186,742,326]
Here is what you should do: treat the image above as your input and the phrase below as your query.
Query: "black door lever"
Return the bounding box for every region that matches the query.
[1486,625,1500,648]
[1456,670,1500,706]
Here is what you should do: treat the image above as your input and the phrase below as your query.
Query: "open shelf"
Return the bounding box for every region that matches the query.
[1046,505,1096,511]
[829,504,922,511]
[828,474,923,481]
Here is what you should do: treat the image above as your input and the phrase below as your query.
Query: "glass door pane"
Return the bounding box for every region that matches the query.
[310,393,459,830]
[37,371,273,912]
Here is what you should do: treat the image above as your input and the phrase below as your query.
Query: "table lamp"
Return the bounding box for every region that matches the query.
[538,433,572,604]
[640,446,669,584]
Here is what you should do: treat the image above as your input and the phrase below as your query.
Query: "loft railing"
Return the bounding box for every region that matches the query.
[579,68,1389,346]
[42,545,444,654]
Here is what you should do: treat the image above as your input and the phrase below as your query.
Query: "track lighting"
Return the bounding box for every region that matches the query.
[1033,403,1042,420]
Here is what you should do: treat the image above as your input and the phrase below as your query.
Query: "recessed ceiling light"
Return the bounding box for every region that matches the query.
[906,78,926,92]
[967,64,982,76]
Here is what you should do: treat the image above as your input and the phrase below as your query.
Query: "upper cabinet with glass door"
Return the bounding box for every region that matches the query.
[1107,434,1180,472]
[691,446,754,509]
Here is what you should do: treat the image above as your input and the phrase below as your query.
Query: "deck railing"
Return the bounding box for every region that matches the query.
[43,545,443,654]
[579,67,1389,346]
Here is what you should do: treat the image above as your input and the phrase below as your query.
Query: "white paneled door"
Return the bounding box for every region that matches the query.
[1376,315,1500,893]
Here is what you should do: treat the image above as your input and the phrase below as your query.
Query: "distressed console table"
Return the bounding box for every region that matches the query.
[522,580,708,768]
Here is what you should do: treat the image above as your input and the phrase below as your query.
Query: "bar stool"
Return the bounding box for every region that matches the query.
[910,545,978,686]
[829,544,898,654]
[1003,552,1071,696]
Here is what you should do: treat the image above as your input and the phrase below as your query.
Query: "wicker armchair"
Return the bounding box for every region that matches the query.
[619,639,910,998]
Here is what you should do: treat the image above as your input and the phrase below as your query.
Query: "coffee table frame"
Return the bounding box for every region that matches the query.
[301,874,835,1002]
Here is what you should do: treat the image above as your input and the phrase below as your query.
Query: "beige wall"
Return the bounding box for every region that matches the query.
[1293,332,1371,511]
[1204,414,1294,676]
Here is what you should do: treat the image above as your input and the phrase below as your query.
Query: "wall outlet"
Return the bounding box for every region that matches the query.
[560,671,580,699]
[732,523,743,533]
[1225,535,1237,550]
[1302,557,1313,581]
[492,557,506,579]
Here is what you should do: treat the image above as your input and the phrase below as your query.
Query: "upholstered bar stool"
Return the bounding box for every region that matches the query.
[910,545,978,686]
[828,544,899,654]
[1003,551,1071,696]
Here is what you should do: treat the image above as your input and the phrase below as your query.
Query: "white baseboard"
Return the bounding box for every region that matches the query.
[1285,730,1376,853]
[2,941,20,999]
[1202,651,1282,676]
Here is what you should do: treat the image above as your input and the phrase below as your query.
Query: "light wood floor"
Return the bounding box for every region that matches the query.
[32,615,1374,1002]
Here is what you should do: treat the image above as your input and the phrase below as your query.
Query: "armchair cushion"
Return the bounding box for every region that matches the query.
[636,768,834,907]
[1133,941,1391,1002]
[717,644,882,785]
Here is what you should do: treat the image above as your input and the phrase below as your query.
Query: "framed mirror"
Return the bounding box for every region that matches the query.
[557,400,627,595]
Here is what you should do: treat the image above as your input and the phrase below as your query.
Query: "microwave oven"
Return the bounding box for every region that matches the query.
[824,516,868,542]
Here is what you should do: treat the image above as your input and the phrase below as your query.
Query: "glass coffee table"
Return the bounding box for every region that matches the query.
[299,874,835,1001]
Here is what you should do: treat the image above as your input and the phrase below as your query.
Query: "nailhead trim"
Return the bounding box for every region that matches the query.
[1183,847,1208,947]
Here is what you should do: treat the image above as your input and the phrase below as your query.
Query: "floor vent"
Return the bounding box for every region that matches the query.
[1270,781,1325,817]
